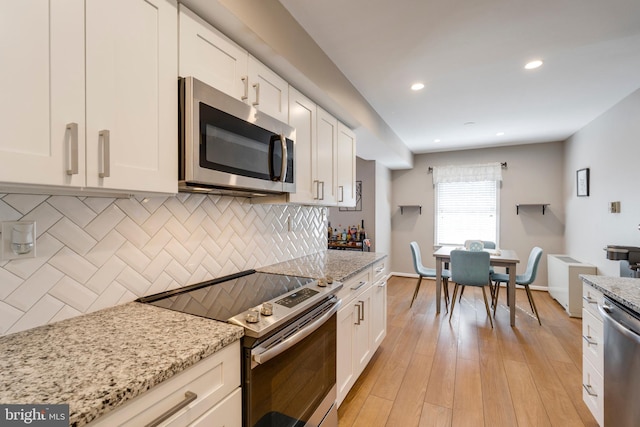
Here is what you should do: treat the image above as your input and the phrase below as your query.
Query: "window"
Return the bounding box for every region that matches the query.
[432,163,502,246]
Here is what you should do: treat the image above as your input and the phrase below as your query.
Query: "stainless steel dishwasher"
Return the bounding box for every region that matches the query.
[599,296,640,426]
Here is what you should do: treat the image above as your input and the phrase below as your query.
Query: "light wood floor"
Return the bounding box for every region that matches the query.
[337,275,598,427]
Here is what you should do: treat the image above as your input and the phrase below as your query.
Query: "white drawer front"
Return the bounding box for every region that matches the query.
[90,341,240,427]
[337,268,372,306]
[582,308,603,373]
[582,284,604,319]
[189,387,241,427]
[582,357,604,427]
[372,259,388,282]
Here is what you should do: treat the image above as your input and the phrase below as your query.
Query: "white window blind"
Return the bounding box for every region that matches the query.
[435,180,499,246]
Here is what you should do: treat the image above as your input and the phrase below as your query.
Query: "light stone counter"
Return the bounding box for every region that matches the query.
[0,302,243,427]
[0,250,385,427]
[581,274,640,313]
[257,250,388,282]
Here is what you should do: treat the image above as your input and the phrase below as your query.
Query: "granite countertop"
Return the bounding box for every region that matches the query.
[257,250,388,282]
[0,302,243,427]
[581,274,640,313]
[0,250,385,426]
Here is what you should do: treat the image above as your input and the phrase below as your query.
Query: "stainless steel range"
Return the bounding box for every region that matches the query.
[138,270,342,427]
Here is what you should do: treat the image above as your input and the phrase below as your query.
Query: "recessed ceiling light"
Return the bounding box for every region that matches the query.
[434,139,441,143]
[464,121,476,126]
[496,132,505,136]
[524,60,543,70]
[411,82,425,91]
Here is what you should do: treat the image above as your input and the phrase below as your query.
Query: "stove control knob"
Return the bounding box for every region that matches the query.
[317,278,327,287]
[325,276,334,284]
[260,302,273,316]
[246,310,260,323]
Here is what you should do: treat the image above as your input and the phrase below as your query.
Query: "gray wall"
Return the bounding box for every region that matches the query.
[329,157,376,249]
[564,89,640,275]
[375,162,392,266]
[390,141,566,288]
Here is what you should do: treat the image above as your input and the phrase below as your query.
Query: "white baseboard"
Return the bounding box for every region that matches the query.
[388,271,548,292]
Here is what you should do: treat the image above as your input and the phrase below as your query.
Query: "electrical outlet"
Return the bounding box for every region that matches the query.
[610,201,621,213]
[1,221,37,261]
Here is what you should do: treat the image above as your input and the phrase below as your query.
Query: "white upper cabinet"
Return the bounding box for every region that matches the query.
[316,107,338,205]
[247,56,289,123]
[288,88,317,204]
[179,5,247,100]
[179,5,288,122]
[337,123,357,207]
[86,0,178,193]
[0,0,178,195]
[0,1,85,187]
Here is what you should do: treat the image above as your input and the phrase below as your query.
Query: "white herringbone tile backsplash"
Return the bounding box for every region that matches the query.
[0,193,326,336]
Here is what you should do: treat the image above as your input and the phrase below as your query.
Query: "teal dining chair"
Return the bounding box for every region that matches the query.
[449,249,494,328]
[410,241,451,309]
[492,246,543,325]
[457,240,497,302]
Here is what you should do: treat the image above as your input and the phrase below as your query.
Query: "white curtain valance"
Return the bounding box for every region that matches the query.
[432,162,503,184]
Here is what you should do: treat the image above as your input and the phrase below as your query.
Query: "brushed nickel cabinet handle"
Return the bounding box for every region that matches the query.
[320,181,325,200]
[145,391,197,427]
[241,76,248,101]
[313,180,320,200]
[582,335,598,346]
[351,281,367,291]
[98,130,110,178]
[355,303,361,325]
[339,185,344,202]
[252,82,260,106]
[583,383,597,397]
[66,123,79,175]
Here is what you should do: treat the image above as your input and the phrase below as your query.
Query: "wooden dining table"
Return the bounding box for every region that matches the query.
[433,246,521,326]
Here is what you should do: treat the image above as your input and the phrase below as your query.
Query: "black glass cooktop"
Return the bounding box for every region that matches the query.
[138,270,314,321]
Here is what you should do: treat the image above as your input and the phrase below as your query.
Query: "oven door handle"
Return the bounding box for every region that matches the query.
[252,299,341,366]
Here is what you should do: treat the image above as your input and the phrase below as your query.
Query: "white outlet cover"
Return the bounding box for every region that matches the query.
[1,221,37,261]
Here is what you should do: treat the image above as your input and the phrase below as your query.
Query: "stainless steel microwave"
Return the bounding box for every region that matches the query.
[179,77,295,196]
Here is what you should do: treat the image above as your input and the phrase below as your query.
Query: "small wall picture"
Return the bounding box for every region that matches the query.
[577,168,590,197]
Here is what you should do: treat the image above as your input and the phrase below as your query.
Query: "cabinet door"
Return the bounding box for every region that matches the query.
[287,88,317,204]
[0,1,85,187]
[337,302,358,406]
[85,0,178,193]
[354,286,373,373]
[248,56,289,123]
[316,107,338,205]
[337,123,357,207]
[371,276,387,349]
[178,5,248,100]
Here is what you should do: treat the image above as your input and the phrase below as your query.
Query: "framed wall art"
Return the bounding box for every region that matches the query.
[577,168,590,197]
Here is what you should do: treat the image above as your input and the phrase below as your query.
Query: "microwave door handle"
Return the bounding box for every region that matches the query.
[280,134,287,182]
[268,136,280,181]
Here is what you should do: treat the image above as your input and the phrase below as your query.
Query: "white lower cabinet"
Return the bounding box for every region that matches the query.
[581,282,604,426]
[371,260,388,349]
[337,259,388,407]
[89,341,241,427]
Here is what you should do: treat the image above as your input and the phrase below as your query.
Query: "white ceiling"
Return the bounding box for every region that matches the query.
[279,0,640,154]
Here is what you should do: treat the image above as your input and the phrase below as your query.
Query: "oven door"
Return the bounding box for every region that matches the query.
[244,299,339,427]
